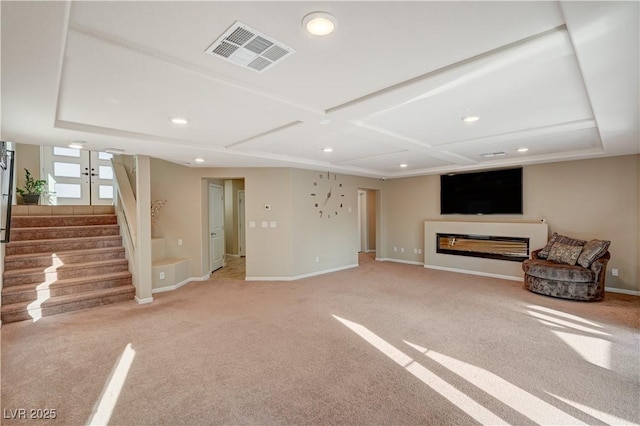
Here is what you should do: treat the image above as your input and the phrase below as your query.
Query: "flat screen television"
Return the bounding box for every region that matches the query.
[440,167,523,215]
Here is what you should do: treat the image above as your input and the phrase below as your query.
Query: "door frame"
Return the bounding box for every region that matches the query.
[358,190,367,253]
[238,190,246,257]
[208,183,225,271]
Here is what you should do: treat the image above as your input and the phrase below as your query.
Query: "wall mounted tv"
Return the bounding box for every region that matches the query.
[440,167,523,215]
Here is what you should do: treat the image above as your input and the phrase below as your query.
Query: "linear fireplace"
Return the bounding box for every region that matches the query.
[436,233,529,262]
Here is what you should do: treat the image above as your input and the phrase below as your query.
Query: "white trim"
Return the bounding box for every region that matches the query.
[152,274,211,294]
[376,257,423,266]
[365,249,377,253]
[605,286,640,296]
[135,296,154,304]
[246,263,358,281]
[424,264,522,282]
[225,253,241,258]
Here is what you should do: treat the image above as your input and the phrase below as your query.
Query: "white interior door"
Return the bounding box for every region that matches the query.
[89,151,115,205]
[238,190,246,257]
[209,184,225,271]
[43,147,114,205]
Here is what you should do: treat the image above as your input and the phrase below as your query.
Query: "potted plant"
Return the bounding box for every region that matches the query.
[16,168,47,205]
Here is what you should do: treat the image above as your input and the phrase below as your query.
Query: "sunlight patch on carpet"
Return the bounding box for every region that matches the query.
[546,392,639,426]
[526,305,604,328]
[332,315,508,425]
[551,331,612,369]
[404,340,587,425]
[87,343,136,426]
[527,310,610,336]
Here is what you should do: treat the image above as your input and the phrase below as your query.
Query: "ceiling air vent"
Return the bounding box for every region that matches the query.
[480,151,508,158]
[205,22,295,73]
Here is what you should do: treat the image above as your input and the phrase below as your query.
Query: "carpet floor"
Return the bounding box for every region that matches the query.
[1,253,639,425]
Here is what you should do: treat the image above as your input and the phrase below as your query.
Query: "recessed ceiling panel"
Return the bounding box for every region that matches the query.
[360,30,594,147]
[57,30,302,146]
[229,122,406,164]
[341,151,453,173]
[445,127,602,162]
[68,1,566,110]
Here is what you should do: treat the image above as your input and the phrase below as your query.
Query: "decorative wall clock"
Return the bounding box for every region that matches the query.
[310,172,344,219]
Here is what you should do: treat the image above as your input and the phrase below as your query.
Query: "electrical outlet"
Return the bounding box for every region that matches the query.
[315,256,320,263]
[159,272,165,280]
[612,268,619,277]
[413,248,418,254]
[178,239,183,246]
[418,248,422,254]
[393,246,397,252]
[400,248,405,253]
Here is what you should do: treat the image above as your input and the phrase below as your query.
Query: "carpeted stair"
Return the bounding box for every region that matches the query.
[1,209,135,323]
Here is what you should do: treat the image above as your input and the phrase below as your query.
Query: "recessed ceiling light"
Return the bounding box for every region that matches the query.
[171,117,189,125]
[322,147,333,153]
[69,141,85,149]
[400,163,408,168]
[517,147,529,153]
[303,12,337,36]
[194,158,205,163]
[462,115,480,123]
[105,148,125,154]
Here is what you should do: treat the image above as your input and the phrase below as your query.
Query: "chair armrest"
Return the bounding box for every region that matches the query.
[531,248,543,260]
[591,251,611,284]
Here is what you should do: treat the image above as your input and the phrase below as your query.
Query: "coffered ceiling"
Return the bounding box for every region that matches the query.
[1,1,638,178]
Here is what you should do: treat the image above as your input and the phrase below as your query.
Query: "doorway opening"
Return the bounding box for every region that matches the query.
[357,189,378,254]
[208,178,246,278]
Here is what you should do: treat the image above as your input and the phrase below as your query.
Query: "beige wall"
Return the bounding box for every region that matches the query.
[150,160,295,278]
[10,145,640,292]
[149,160,382,280]
[291,169,361,276]
[381,155,640,292]
[15,143,41,198]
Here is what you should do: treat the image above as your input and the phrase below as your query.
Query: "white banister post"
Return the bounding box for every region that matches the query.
[134,155,153,303]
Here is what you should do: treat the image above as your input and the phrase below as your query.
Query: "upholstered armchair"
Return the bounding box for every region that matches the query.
[522,233,610,301]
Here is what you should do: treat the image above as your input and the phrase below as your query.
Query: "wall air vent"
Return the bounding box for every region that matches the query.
[205,22,295,73]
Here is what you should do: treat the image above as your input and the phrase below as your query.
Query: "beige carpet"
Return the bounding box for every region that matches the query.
[1,253,639,425]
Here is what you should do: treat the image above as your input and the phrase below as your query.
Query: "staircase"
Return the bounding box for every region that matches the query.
[1,206,135,323]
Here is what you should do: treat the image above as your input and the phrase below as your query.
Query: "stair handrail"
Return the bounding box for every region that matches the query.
[112,160,137,249]
[1,149,15,243]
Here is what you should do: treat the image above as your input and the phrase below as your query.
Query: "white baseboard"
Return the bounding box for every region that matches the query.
[376,257,424,266]
[246,263,359,281]
[225,253,241,258]
[135,296,154,304]
[152,274,211,294]
[605,287,640,296]
[365,249,377,253]
[424,264,522,282]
